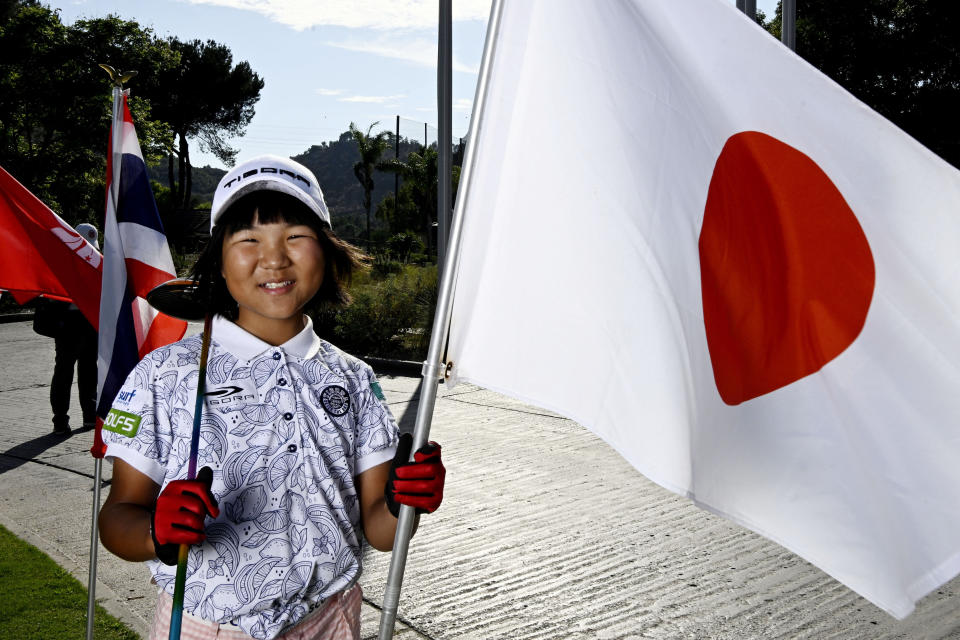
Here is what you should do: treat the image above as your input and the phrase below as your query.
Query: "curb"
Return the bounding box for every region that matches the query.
[363,356,423,378]
[0,312,33,324]
[1,314,425,377]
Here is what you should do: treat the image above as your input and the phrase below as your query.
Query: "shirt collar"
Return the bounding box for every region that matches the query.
[211,314,322,361]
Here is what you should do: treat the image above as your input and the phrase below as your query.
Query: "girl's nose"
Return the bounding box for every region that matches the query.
[259,242,291,268]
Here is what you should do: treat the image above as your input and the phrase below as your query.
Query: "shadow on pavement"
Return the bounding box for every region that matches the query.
[0,431,75,475]
[395,379,423,437]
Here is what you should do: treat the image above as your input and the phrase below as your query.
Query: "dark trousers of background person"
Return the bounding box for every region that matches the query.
[50,312,98,433]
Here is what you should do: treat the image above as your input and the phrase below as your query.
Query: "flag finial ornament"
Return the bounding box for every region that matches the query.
[98,63,138,88]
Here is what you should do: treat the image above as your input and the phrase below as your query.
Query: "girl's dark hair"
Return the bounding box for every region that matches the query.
[191,191,369,320]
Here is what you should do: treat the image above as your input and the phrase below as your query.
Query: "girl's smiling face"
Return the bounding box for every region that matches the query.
[221,214,325,345]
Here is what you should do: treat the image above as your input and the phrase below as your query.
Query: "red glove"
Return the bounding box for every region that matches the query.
[384,433,445,517]
[151,467,219,565]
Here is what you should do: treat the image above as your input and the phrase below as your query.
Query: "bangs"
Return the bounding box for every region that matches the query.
[192,187,369,320]
[217,191,327,236]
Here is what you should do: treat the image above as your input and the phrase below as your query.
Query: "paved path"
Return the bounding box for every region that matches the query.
[0,319,958,639]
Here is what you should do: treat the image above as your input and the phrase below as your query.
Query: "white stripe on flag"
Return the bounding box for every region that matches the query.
[131,296,157,354]
[118,221,177,275]
[120,120,144,158]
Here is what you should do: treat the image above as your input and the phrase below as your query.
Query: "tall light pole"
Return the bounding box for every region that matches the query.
[782,0,796,50]
[437,0,452,275]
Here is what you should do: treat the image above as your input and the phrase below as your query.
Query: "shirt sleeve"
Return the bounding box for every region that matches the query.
[101,354,172,485]
[353,367,398,475]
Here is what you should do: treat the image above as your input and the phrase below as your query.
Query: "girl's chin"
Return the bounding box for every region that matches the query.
[236,305,306,324]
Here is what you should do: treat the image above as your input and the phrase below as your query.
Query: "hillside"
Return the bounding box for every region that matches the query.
[149,129,425,243]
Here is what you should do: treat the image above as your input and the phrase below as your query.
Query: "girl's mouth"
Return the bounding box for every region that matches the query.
[260,280,294,290]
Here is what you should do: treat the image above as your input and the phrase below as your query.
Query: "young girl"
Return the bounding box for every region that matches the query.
[98,155,445,640]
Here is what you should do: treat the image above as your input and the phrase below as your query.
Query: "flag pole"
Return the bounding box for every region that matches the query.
[375,0,504,637]
[86,65,127,640]
[437,0,452,277]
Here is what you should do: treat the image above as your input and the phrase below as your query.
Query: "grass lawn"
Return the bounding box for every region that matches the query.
[0,523,140,639]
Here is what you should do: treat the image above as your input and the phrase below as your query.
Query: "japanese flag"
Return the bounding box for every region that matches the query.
[447,0,960,619]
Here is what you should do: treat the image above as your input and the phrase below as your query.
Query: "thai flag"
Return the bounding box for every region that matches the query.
[92,92,186,458]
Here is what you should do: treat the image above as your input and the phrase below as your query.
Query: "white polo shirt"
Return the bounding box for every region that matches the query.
[102,315,398,639]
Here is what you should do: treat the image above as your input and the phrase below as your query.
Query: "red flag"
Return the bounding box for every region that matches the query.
[0,165,102,327]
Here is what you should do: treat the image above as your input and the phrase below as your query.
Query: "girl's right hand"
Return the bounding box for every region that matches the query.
[151,466,219,563]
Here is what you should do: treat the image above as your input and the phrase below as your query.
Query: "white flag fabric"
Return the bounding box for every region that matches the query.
[447,0,960,619]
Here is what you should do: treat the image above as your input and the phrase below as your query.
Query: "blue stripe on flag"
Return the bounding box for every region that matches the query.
[96,287,141,419]
[117,153,164,233]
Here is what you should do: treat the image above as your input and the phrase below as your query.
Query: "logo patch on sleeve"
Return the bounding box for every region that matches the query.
[103,409,142,438]
[370,381,386,401]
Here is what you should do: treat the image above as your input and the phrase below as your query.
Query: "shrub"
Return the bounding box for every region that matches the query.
[309,264,437,360]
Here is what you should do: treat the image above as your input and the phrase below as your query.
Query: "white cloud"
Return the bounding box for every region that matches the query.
[181,0,491,30]
[338,94,407,104]
[326,36,479,74]
[315,88,343,96]
[453,98,472,111]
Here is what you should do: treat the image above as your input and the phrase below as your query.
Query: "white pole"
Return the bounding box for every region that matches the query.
[85,459,102,640]
[86,83,123,640]
[375,0,505,636]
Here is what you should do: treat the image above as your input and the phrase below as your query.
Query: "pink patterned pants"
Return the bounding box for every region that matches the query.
[148,584,362,640]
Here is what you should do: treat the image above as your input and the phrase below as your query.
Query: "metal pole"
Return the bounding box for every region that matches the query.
[745,0,756,19]
[736,0,745,11]
[376,0,505,636]
[394,115,399,226]
[87,82,124,640]
[437,0,452,278]
[86,460,102,639]
[782,0,796,50]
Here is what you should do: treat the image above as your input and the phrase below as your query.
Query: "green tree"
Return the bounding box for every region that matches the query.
[0,2,175,221]
[151,37,263,211]
[377,146,437,249]
[764,0,960,168]
[348,121,391,243]
[377,146,460,253]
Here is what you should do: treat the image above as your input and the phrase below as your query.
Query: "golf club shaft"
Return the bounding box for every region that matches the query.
[169,313,214,640]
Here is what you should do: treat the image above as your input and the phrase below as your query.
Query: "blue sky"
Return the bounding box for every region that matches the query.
[53,0,779,169]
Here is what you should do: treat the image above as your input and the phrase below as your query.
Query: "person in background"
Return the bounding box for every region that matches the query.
[43,222,99,435]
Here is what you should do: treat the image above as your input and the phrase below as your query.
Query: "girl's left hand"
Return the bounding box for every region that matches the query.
[384,434,445,516]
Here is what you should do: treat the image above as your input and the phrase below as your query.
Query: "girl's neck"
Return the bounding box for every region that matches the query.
[234,310,307,346]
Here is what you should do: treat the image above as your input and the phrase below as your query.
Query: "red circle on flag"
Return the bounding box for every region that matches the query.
[699,131,875,405]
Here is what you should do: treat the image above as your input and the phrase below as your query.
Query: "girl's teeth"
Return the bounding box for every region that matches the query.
[263,281,292,289]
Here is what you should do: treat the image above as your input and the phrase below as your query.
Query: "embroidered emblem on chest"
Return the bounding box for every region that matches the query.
[320,385,350,417]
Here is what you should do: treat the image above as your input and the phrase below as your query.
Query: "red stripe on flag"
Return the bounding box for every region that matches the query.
[139,314,188,359]
[124,257,176,299]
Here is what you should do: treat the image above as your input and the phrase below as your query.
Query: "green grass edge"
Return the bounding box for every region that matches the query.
[0,523,142,639]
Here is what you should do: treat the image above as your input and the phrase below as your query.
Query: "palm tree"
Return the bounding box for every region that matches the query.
[377,146,439,253]
[348,121,392,243]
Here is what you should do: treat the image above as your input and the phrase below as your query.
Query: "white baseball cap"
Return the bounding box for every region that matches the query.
[76,223,99,250]
[210,154,331,232]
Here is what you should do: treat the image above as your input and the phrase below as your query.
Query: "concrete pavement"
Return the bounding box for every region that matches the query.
[0,319,958,639]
